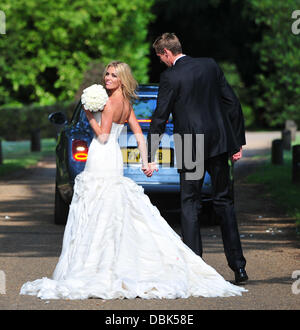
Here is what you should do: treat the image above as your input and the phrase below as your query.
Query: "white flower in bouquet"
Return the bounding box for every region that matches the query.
[81,84,109,112]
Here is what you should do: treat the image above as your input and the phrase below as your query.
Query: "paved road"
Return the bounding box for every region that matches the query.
[0,132,299,310]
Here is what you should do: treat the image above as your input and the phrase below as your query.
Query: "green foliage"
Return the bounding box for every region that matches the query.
[246,136,300,228]
[242,0,300,127]
[220,62,255,127]
[151,0,300,129]
[0,102,75,140]
[241,104,255,128]
[0,0,154,106]
[0,138,56,177]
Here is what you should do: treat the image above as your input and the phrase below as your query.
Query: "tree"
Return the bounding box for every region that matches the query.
[0,0,154,107]
[148,0,300,128]
[148,0,261,127]
[242,0,300,127]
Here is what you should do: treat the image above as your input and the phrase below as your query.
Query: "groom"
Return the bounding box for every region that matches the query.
[145,33,248,284]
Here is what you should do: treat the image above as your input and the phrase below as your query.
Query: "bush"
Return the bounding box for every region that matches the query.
[0,102,76,141]
[243,0,300,128]
[0,0,154,106]
[220,62,255,128]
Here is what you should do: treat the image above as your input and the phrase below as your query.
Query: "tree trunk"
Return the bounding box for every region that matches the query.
[30,129,41,152]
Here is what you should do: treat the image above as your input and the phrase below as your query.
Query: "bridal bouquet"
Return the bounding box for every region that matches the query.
[81,84,109,112]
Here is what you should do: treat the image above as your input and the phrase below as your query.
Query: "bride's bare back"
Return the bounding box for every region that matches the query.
[110,96,132,124]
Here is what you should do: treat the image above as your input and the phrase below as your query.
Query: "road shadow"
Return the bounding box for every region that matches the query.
[0,161,64,258]
[1,149,299,260]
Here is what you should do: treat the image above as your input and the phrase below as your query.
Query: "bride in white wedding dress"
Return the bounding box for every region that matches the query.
[20,61,247,300]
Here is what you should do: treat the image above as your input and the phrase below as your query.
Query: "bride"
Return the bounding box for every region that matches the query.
[20,61,247,300]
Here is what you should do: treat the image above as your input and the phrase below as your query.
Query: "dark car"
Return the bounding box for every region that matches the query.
[49,84,215,225]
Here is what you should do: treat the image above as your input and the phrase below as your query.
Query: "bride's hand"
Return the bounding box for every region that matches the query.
[141,164,153,177]
[142,162,158,177]
[83,107,93,121]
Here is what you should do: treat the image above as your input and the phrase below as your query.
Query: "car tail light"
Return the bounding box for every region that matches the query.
[137,119,151,123]
[124,119,168,123]
[136,119,169,123]
[123,119,152,123]
[72,139,88,162]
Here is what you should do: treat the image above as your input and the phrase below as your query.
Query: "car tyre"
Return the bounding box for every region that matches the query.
[54,184,69,225]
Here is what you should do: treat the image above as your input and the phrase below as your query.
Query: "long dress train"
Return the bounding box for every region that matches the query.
[20,112,247,300]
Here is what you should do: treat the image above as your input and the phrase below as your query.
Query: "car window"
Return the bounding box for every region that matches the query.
[75,94,173,124]
[133,97,156,119]
[133,97,173,122]
[70,101,83,123]
[79,107,89,124]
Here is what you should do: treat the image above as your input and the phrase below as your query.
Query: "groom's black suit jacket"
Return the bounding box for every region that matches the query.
[147,55,246,172]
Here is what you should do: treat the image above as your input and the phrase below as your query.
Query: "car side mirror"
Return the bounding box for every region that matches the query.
[48,112,68,125]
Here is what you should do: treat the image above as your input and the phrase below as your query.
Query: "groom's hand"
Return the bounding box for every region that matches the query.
[149,162,158,174]
[142,162,158,177]
[231,147,243,162]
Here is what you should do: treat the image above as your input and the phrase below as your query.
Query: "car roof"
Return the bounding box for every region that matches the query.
[137,84,158,98]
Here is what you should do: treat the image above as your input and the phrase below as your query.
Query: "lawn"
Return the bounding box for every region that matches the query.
[246,136,300,234]
[0,138,56,177]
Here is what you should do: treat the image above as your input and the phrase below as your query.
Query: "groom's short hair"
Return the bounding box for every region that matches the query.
[153,33,182,55]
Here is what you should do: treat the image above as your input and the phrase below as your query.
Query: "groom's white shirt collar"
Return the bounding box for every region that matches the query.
[173,54,186,66]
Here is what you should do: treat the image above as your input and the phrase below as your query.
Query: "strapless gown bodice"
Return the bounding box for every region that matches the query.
[84,112,125,177]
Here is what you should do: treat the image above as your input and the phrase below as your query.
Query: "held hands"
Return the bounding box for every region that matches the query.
[231,147,243,162]
[142,162,158,177]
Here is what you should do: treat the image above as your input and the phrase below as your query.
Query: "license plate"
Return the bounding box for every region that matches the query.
[121,148,172,164]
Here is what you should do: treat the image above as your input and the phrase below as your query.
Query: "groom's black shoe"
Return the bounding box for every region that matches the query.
[234,268,248,284]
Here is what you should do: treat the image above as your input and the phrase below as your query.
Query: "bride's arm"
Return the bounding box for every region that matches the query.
[84,101,113,144]
[127,108,157,177]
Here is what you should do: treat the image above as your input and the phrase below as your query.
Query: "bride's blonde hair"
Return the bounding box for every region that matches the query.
[103,61,138,102]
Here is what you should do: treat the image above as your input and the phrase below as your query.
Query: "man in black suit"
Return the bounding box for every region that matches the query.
[146,33,248,283]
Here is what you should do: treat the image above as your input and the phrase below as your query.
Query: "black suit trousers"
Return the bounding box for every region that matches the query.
[179,152,246,271]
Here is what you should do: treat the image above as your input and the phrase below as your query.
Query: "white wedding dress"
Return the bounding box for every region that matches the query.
[20,112,247,300]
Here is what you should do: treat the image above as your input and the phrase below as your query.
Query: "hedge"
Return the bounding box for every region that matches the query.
[0,102,77,141]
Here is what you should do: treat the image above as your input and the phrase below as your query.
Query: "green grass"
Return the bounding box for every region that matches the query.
[0,138,56,177]
[246,136,300,234]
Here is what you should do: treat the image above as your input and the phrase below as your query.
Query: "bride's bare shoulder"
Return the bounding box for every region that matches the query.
[104,96,120,110]
[103,95,130,122]
[102,97,114,113]
[104,97,113,108]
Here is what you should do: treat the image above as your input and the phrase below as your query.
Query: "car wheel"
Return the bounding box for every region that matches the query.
[54,184,69,225]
